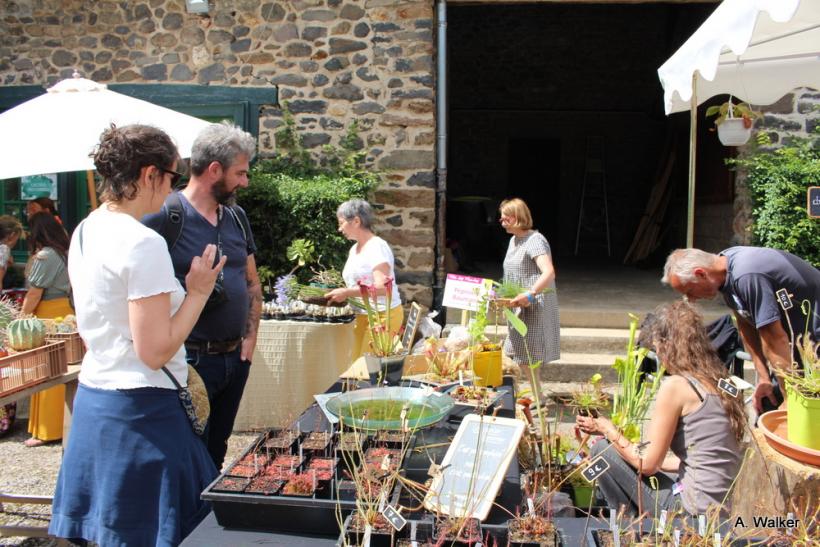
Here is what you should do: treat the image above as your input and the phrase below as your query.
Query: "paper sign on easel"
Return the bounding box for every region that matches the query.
[423,414,525,520]
[442,274,494,312]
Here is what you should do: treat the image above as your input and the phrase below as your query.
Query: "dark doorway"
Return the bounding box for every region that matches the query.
[507,138,561,245]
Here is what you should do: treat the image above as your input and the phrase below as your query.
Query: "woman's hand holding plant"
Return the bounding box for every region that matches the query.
[575,414,615,439]
[510,292,532,308]
[325,287,350,303]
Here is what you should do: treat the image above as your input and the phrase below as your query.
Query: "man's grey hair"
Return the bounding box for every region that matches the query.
[190,121,256,176]
[337,199,374,230]
[662,248,719,284]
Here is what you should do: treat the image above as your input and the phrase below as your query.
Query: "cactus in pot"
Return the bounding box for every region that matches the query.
[7,317,47,351]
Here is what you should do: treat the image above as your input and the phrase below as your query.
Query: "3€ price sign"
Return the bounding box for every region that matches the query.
[581,456,610,483]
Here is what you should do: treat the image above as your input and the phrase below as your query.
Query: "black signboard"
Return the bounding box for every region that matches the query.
[809,186,820,218]
[401,302,423,351]
[424,414,524,520]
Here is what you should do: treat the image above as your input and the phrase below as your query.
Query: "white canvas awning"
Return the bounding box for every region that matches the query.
[657,0,820,247]
[659,0,820,115]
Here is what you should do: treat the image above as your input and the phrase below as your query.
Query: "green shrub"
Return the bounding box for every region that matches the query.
[729,134,820,266]
[238,108,380,280]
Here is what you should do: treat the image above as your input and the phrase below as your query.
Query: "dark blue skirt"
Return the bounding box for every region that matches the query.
[49,384,217,547]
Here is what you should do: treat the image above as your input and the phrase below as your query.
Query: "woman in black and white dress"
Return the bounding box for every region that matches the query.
[499,198,560,371]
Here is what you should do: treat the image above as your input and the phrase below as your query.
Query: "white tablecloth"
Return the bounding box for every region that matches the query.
[233,319,354,430]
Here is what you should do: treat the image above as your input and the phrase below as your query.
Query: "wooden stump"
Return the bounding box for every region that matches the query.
[731,429,819,530]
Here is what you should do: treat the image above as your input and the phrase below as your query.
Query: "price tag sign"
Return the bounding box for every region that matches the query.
[717,378,739,398]
[776,288,793,311]
[582,456,610,483]
[382,504,407,531]
[808,186,820,218]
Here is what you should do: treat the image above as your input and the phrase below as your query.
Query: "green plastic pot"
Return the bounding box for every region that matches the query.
[786,386,820,450]
[572,484,595,508]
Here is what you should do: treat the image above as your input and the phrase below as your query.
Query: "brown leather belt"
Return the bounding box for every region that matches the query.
[185,338,242,355]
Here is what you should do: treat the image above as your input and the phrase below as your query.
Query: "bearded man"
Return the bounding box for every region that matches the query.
[143,121,262,469]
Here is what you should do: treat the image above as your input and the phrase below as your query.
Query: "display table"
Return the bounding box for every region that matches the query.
[0,364,80,541]
[233,319,354,430]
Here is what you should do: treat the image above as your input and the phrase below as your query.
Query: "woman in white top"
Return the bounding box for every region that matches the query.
[327,199,403,359]
[49,124,226,547]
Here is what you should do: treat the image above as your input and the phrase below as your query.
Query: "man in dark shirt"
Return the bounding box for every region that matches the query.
[663,247,819,413]
[144,122,262,469]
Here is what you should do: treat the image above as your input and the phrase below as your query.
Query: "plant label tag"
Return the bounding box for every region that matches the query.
[526,497,535,514]
[776,288,793,310]
[378,491,387,513]
[659,510,668,531]
[674,529,681,546]
[362,524,372,547]
[713,532,721,547]
[380,455,391,472]
[609,511,617,532]
[382,504,406,531]
[459,370,464,386]
[717,378,739,398]
[410,520,417,541]
[582,456,610,483]
[698,515,707,536]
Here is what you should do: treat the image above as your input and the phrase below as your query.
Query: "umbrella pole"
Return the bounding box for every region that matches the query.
[85,170,99,210]
[686,74,697,248]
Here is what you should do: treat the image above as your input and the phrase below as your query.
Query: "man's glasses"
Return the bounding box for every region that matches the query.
[157,166,184,187]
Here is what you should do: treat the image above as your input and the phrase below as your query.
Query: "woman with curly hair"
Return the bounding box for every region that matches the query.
[576,300,746,518]
[49,124,225,546]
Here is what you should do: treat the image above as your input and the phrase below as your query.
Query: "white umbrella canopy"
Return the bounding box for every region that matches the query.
[659,0,820,115]
[0,75,211,180]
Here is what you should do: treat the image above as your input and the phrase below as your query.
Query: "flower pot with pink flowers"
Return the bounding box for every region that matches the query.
[357,276,407,385]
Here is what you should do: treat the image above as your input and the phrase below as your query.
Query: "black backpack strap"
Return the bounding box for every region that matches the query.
[225,204,251,250]
[159,192,185,251]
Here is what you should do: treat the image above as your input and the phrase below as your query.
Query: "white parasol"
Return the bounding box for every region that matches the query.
[0,75,210,182]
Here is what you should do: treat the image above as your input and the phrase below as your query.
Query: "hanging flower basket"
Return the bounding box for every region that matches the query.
[717,118,753,146]
[705,98,759,147]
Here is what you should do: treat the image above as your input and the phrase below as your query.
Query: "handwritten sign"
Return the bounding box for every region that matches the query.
[423,414,525,520]
[401,302,423,351]
[775,288,793,311]
[809,187,820,218]
[382,505,406,531]
[442,274,493,311]
[717,378,739,398]
[581,456,611,482]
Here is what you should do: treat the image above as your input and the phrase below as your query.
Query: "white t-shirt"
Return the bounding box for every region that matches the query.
[68,207,187,390]
[342,236,401,313]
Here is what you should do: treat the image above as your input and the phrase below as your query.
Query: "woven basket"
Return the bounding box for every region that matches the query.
[0,341,68,397]
[46,332,86,364]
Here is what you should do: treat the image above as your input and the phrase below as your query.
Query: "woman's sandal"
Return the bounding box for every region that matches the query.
[23,437,48,447]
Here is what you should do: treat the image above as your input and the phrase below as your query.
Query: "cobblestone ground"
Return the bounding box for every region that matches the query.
[0,418,256,547]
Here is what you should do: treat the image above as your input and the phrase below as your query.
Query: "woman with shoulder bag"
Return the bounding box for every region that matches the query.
[49,124,226,547]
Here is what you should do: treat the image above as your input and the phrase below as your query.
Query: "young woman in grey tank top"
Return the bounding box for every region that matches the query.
[576,301,746,518]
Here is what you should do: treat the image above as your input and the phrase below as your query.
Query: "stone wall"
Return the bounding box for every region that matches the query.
[0,0,437,306]
[731,89,820,245]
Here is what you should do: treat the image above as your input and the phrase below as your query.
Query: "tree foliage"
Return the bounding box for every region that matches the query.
[238,106,380,280]
[729,133,820,267]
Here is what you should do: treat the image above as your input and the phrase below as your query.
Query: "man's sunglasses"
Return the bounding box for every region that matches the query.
[157,166,184,187]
